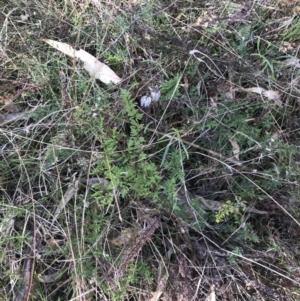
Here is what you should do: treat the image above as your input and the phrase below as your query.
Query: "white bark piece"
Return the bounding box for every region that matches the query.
[41,39,121,84]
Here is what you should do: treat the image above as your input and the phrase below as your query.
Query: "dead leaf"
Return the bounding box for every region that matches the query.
[205,285,216,301]
[210,96,218,108]
[281,16,295,28]
[263,90,282,106]
[271,127,281,141]
[0,111,34,125]
[148,273,168,301]
[110,227,139,246]
[46,237,61,249]
[87,177,110,187]
[282,57,300,68]
[243,87,282,106]
[279,41,295,53]
[39,268,66,283]
[41,39,121,84]
[52,175,81,223]
[217,79,234,99]
[229,139,240,160]
[292,6,300,14]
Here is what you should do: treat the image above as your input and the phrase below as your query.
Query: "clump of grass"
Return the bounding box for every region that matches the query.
[1,0,300,300]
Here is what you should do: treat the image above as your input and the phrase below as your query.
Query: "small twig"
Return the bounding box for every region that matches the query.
[16,224,41,301]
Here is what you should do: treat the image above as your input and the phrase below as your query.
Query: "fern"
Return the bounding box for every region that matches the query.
[91,89,162,200]
[160,75,180,100]
[215,200,242,223]
[237,223,260,243]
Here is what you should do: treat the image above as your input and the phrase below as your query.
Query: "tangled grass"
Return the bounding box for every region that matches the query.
[0,0,300,300]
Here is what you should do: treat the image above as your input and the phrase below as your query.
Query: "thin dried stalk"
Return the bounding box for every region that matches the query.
[16,225,41,301]
[114,218,160,283]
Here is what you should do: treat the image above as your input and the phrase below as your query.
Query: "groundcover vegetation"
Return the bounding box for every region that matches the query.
[0,0,300,300]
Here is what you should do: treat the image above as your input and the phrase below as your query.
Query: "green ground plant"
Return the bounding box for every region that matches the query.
[0,0,300,300]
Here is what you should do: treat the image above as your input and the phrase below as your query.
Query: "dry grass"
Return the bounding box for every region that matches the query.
[0,0,300,300]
